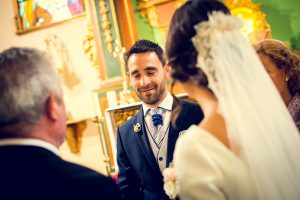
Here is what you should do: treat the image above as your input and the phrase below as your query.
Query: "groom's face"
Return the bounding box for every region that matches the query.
[127,51,170,107]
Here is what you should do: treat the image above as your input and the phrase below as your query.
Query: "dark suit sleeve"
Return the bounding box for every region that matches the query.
[176,101,203,130]
[78,174,121,200]
[56,161,122,200]
[116,127,142,200]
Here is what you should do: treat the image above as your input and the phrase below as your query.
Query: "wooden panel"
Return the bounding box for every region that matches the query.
[115,0,138,50]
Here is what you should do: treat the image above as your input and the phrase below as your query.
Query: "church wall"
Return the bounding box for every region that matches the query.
[255,0,299,49]
[0,1,108,175]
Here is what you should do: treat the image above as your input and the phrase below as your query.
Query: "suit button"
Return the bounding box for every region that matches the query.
[159,157,163,161]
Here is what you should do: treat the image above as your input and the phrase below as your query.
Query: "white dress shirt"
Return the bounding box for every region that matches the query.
[0,138,60,156]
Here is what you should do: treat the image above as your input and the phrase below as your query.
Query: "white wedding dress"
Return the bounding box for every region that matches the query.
[166,12,300,200]
[182,12,300,200]
[174,125,258,200]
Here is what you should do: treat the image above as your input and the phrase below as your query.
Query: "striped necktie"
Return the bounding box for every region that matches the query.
[149,107,164,148]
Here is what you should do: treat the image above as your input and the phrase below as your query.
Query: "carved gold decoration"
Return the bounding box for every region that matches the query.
[138,0,186,42]
[109,0,125,56]
[138,1,159,27]
[83,22,100,71]
[45,34,80,90]
[110,105,141,128]
[66,120,87,153]
[92,115,112,176]
[112,39,126,79]
[224,0,271,43]
[112,39,135,105]
[108,0,133,102]
[44,34,68,73]
[138,0,185,21]
[99,0,113,53]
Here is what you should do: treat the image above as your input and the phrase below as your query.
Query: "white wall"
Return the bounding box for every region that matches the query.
[60,120,109,174]
[0,1,108,175]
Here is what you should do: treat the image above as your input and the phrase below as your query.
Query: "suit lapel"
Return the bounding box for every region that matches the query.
[134,109,161,175]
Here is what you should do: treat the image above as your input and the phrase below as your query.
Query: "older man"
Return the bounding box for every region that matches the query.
[0,47,120,200]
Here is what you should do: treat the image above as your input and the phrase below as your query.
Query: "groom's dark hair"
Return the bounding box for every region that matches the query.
[124,39,166,71]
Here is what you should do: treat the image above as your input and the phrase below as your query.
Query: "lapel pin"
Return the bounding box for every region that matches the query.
[134,123,141,133]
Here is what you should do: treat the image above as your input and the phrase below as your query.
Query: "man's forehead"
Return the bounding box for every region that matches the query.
[128,52,162,67]
[129,65,159,75]
[128,52,160,63]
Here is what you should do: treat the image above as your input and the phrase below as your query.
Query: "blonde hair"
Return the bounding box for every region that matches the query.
[254,39,300,95]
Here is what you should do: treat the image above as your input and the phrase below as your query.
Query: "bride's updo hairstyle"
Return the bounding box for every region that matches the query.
[166,0,230,86]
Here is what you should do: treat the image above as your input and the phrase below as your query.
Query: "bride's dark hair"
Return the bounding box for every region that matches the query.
[166,0,230,87]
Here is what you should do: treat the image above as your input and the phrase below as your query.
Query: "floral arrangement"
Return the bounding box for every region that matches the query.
[163,163,178,199]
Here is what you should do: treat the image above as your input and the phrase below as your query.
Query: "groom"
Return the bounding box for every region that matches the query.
[116,40,203,200]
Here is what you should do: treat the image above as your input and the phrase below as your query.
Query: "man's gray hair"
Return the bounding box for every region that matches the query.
[0,47,63,127]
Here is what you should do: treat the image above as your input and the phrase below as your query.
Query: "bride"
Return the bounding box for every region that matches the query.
[164,0,300,199]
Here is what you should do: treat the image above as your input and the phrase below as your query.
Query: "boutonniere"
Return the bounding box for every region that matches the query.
[134,123,141,133]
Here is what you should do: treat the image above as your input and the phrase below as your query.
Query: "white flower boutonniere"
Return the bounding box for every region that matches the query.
[134,123,141,133]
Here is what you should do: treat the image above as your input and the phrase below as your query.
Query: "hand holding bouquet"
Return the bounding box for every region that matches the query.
[163,162,178,199]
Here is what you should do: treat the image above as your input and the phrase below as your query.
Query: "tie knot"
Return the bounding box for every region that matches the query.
[152,113,163,126]
[150,108,163,126]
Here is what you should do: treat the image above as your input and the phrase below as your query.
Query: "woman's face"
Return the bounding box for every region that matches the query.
[258,53,288,97]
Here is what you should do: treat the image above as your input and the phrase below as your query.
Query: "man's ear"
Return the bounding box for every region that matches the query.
[45,93,60,121]
[164,64,172,79]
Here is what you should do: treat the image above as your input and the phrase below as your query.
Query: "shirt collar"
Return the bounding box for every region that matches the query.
[142,92,173,116]
[0,138,60,156]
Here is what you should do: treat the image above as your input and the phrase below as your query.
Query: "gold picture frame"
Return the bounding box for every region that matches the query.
[13,0,86,35]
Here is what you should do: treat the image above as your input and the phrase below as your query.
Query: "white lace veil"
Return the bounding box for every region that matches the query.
[192,12,300,200]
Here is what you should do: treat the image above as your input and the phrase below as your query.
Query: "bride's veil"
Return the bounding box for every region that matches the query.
[192,12,300,200]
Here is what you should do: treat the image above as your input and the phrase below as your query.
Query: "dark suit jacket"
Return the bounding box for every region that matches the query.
[117,98,203,200]
[0,145,121,200]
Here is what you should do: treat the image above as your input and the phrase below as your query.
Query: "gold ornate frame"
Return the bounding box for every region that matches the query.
[224,0,271,43]
[137,0,186,42]
[13,0,86,35]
